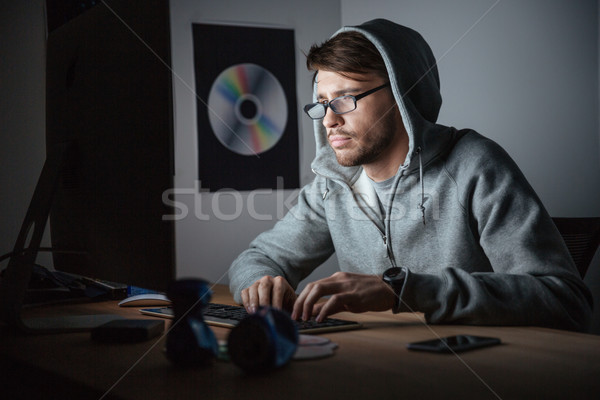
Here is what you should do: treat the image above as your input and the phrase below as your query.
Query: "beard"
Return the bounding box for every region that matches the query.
[330,109,399,167]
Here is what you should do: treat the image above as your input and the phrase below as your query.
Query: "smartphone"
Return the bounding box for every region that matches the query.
[407,335,501,353]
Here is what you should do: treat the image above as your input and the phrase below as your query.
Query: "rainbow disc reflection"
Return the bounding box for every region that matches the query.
[207,63,288,156]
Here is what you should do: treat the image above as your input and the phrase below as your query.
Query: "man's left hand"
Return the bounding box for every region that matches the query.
[291,271,396,322]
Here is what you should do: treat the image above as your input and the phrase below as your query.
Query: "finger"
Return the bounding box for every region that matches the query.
[283,289,298,313]
[292,282,321,320]
[312,301,325,316]
[298,281,342,321]
[257,278,273,308]
[315,293,349,322]
[271,277,288,310]
[241,288,249,310]
[299,283,325,321]
[291,284,311,320]
[291,274,347,320]
[247,284,260,314]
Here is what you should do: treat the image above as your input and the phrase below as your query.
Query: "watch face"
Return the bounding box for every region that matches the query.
[384,267,405,280]
[389,270,401,278]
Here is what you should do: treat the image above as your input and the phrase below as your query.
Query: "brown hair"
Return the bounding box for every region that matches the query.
[306,31,388,83]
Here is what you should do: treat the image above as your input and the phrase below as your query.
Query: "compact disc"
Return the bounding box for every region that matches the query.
[207,63,288,156]
[298,334,332,346]
[293,342,338,360]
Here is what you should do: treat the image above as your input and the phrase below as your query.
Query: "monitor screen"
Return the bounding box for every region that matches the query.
[45,0,175,292]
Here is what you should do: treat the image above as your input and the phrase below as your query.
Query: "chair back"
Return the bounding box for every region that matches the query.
[552,217,600,279]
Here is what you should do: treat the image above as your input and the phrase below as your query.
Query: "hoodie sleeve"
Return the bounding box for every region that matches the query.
[228,177,335,304]
[400,134,593,332]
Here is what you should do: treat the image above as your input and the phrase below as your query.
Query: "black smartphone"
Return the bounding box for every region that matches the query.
[407,335,501,353]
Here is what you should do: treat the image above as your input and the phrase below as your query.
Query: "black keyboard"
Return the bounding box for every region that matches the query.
[140,303,362,334]
[205,303,362,334]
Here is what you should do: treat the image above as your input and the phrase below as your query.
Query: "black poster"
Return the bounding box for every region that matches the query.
[193,23,300,191]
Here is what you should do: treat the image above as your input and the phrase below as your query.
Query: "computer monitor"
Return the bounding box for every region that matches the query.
[0,0,175,332]
[46,0,175,292]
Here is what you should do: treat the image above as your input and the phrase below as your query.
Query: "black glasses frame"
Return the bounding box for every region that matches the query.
[303,83,390,120]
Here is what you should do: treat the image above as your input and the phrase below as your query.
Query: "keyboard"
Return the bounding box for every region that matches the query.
[140,303,362,334]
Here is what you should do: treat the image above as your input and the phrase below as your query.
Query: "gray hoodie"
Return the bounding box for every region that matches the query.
[228,19,592,331]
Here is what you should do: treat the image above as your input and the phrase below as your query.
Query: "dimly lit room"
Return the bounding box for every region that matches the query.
[1,1,599,398]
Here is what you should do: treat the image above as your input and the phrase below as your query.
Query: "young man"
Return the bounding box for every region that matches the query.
[228,19,592,331]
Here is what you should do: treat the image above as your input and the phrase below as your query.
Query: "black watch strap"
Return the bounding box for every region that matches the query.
[382,267,408,314]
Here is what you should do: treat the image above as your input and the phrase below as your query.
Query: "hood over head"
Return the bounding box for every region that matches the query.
[310,19,452,183]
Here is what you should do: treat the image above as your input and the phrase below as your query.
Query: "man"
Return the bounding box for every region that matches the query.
[228,19,592,331]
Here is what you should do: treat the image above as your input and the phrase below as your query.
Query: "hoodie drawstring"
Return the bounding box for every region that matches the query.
[322,180,329,200]
[417,147,426,226]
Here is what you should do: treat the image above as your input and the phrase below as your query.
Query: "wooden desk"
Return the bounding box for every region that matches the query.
[1,284,599,399]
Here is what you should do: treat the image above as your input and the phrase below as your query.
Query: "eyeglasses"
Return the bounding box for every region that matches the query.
[303,83,390,120]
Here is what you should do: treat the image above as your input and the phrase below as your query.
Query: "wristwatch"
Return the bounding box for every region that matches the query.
[382,267,408,314]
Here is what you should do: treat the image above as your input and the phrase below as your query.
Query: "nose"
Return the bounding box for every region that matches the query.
[322,107,343,129]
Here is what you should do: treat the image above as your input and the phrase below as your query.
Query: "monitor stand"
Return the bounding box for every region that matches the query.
[0,142,121,334]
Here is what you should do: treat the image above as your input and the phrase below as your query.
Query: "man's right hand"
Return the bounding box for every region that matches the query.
[240,276,297,313]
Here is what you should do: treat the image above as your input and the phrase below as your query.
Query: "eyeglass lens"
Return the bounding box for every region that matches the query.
[303,96,356,119]
[303,83,389,120]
